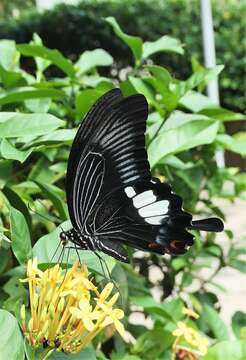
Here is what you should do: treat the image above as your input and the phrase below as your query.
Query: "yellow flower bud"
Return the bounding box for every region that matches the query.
[182,307,199,319]
[58,297,65,312]
[49,304,55,320]
[45,288,53,303]
[33,293,39,309]
[28,318,33,332]
[20,304,26,322]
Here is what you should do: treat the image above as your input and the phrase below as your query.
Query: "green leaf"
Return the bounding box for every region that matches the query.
[76,48,113,74]
[216,134,246,156]
[132,326,173,359]
[33,221,115,276]
[112,264,128,308]
[180,91,245,122]
[232,311,246,339]
[199,107,246,121]
[0,113,64,138]
[120,79,137,97]
[143,35,184,58]
[28,157,54,183]
[161,155,196,169]
[206,245,223,257]
[0,64,25,89]
[82,77,114,91]
[180,91,215,112]
[35,181,68,221]
[144,65,172,86]
[162,111,211,131]
[0,159,12,189]
[128,76,158,108]
[76,89,105,118]
[175,65,224,97]
[229,246,246,259]
[25,341,96,360]
[0,139,33,162]
[31,33,51,75]
[202,304,229,340]
[162,299,184,322]
[148,118,219,167]
[175,167,203,192]
[24,97,51,113]
[2,186,32,232]
[17,44,75,77]
[180,271,193,288]
[10,206,32,264]
[3,276,27,297]
[171,257,187,271]
[49,347,97,359]
[0,247,10,274]
[130,296,175,322]
[0,310,24,360]
[204,340,246,360]
[144,65,178,111]
[0,87,65,106]
[0,40,19,70]
[25,129,76,148]
[229,259,246,273]
[112,355,141,360]
[105,17,143,64]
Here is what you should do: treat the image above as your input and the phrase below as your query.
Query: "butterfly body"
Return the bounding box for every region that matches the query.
[62,89,224,263]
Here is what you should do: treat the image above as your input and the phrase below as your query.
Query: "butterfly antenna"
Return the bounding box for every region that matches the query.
[59,224,66,234]
[37,199,62,223]
[28,202,60,224]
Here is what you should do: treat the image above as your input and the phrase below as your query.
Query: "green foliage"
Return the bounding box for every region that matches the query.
[0,309,25,359]
[204,340,246,360]
[0,0,245,113]
[10,206,32,264]
[0,18,245,360]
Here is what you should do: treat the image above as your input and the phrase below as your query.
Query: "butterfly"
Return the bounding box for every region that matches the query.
[60,89,224,263]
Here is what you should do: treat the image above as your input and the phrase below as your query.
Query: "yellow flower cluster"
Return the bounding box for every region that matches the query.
[20,258,125,355]
[172,307,209,359]
[173,321,208,356]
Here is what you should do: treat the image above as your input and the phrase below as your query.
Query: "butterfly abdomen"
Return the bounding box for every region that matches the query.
[60,228,96,251]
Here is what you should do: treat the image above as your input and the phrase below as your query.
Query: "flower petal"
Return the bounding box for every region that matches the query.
[69,307,83,319]
[99,283,114,301]
[83,317,95,332]
[114,319,125,337]
[112,309,124,320]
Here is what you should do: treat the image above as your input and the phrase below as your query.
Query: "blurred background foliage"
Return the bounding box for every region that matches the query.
[0,0,245,115]
[0,1,246,359]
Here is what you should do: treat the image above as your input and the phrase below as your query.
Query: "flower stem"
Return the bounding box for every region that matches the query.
[30,348,36,360]
[39,348,55,360]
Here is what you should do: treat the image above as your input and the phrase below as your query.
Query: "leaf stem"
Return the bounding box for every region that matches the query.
[147,111,170,148]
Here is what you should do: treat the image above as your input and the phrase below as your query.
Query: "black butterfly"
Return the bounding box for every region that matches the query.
[60,89,223,263]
